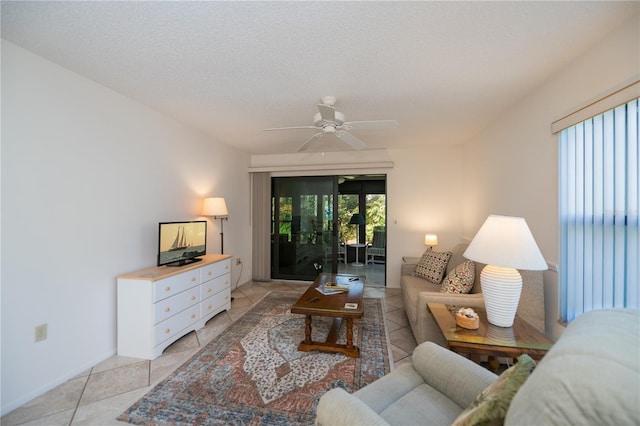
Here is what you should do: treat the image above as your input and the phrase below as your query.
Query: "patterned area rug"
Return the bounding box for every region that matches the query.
[118,292,391,425]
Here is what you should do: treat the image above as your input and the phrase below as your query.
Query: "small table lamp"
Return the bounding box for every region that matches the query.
[424,234,438,250]
[201,197,228,254]
[464,215,547,327]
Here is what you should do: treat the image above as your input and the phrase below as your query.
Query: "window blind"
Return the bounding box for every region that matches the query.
[559,98,639,323]
[250,171,272,281]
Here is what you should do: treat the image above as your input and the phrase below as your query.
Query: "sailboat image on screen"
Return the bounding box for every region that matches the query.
[157,221,207,267]
[168,226,191,251]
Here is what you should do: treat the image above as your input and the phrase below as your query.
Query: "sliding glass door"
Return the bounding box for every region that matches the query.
[271,176,339,280]
[271,174,387,284]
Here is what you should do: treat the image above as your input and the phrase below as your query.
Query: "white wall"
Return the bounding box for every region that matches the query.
[0,41,251,414]
[385,147,464,286]
[461,15,639,339]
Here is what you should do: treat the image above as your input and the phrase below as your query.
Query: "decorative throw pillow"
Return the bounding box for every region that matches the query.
[413,250,451,284]
[441,261,475,294]
[452,355,536,426]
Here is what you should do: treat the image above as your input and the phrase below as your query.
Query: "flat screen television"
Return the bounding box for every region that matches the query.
[157,221,207,267]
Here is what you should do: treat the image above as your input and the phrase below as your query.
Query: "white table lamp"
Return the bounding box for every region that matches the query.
[464,215,547,327]
[424,234,438,249]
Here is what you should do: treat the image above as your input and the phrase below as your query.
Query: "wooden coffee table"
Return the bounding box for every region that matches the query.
[291,273,364,358]
[427,303,553,371]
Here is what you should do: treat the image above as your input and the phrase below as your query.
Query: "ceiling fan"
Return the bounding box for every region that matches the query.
[264,96,398,152]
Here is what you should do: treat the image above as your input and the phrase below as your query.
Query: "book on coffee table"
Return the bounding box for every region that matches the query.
[316,285,347,295]
[325,282,349,289]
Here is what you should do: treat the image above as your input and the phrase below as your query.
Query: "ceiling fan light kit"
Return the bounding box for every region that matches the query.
[264,96,398,152]
[320,96,336,107]
[314,111,345,127]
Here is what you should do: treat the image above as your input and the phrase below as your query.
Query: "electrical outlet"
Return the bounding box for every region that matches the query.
[236,258,242,265]
[35,324,48,342]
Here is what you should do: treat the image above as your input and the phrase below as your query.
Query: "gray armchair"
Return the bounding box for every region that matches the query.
[315,342,497,425]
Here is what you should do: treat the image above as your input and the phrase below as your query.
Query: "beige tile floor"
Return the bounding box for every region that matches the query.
[2,279,417,426]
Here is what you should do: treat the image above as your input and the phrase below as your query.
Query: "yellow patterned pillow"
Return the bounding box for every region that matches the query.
[452,355,536,426]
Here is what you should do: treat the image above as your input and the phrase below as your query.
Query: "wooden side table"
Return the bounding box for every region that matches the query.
[427,303,553,371]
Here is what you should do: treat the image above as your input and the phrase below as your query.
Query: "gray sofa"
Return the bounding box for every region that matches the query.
[315,308,640,425]
[401,243,545,346]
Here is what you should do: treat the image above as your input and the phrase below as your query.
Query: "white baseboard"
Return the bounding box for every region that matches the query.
[1,348,117,416]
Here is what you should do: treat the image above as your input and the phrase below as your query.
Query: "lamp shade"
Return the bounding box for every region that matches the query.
[201,197,228,218]
[349,214,365,225]
[464,215,547,271]
[424,234,438,246]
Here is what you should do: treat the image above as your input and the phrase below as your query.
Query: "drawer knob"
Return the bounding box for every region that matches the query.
[191,314,196,319]
[164,307,170,313]
[225,265,229,270]
[208,288,212,293]
[165,286,171,292]
[208,271,212,276]
[225,295,229,300]
[207,305,212,309]
[191,295,196,301]
[191,277,196,282]
[164,328,170,334]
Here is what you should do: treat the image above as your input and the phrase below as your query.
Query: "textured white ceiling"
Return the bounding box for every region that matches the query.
[2,1,638,154]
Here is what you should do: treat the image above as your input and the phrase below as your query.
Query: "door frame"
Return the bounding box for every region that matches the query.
[270,174,387,283]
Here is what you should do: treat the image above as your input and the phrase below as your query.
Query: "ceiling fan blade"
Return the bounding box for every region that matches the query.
[297,132,323,152]
[336,130,366,150]
[317,104,335,122]
[264,126,318,131]
[342,120,399,131]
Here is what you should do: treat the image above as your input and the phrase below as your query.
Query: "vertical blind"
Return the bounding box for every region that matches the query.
[559,98,639,323]
[251,172,272,281]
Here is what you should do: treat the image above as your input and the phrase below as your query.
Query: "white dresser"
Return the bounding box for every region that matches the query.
[117,254,232,359]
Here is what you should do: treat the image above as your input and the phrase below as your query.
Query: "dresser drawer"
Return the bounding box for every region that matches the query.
[201,290,231,318]
[153,289,200,324]
[152,270,200,302]
[200,259,231,283]
[200,274,230,299]
[153,304,199,346]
